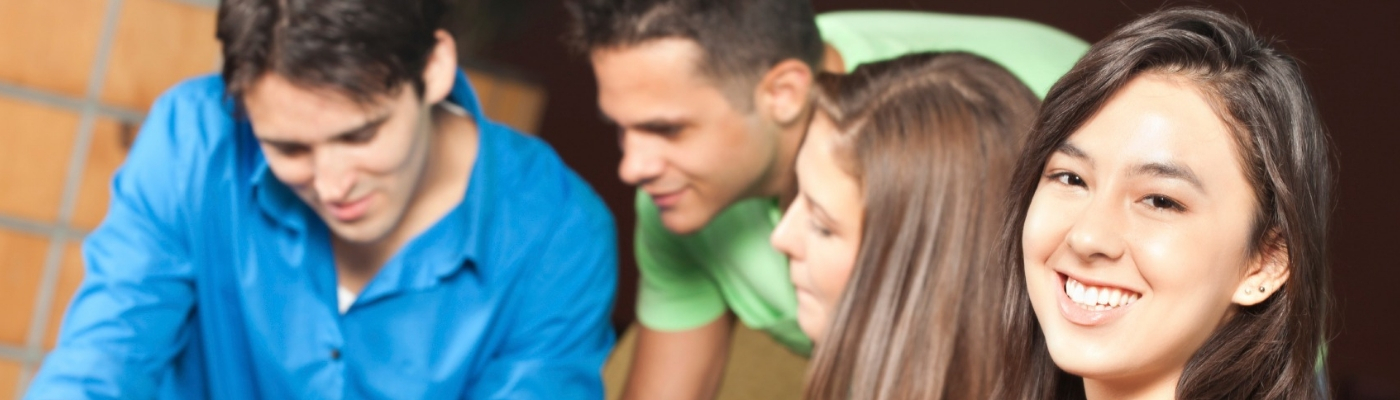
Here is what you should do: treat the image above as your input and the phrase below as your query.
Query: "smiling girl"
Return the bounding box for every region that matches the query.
[996,8,1334,400]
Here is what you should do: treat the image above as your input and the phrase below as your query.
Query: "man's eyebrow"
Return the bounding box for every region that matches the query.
[1130,161,1206,192]
[258,137,303,148]
[330,113,392,140]
[633,119,685,132]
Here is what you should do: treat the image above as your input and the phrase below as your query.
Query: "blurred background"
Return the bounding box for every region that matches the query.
[0,0,1395,399]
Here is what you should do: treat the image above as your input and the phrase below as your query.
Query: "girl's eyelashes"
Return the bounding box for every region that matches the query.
[808,219,833,237]
[1142,194,1188,212]
[1046,171,1086,187]
[1041,164,1190,213]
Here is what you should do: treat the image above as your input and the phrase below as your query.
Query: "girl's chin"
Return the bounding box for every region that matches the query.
[800,323,825,345]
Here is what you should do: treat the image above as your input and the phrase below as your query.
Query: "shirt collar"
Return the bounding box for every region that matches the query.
[249,70,494,286]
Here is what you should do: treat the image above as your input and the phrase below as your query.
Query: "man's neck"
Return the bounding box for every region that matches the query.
[760,105,812,210]
[334,104,479,293]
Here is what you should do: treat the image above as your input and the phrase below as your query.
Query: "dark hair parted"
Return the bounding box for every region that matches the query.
[994,8,1334,399]
[805,52,1039,400]
[566,0,823,108]
[217,0,448,105]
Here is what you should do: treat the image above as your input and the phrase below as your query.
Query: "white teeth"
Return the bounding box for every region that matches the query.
[1073,281,1086,303]
[1064,276,1141,311]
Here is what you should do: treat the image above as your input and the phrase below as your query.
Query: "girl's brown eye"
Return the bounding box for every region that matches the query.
[1049,172,1085,187]
[1144,195,1186,212]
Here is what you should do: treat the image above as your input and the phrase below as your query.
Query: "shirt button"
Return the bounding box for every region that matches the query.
[330,349,341,360]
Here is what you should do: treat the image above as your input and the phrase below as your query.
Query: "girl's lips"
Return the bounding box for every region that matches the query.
[1054,272,1137,327]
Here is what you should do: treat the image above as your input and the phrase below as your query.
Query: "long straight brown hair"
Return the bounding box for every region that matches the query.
[803,52,1039,400]
[994,8,1335,400]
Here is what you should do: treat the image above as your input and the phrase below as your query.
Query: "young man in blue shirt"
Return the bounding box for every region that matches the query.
[26,0,617,398]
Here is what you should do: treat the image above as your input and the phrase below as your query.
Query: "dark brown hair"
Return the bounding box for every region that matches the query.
[565,0,822,108]
[994,7,1334,399]
[217,0,448,105]
[804,52,1039,400]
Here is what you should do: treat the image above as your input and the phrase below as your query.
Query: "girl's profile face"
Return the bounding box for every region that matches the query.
[1021,74,1284,396]
[771,111,864,344]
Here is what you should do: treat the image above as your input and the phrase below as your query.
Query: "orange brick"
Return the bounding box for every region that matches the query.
[0,98,80,223]
[0,230,50,346]
[72,118,137,230]
[0,359,23,400]
[101,0,220,111]
[45,243,86,350]
[0,0,108,97]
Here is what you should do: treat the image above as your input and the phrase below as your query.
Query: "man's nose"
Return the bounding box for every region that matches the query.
[312,151,356,202]
[617,133,665,186]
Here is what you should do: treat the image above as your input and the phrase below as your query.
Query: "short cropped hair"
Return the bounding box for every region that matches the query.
[567,0,824,108]
[217,0,448,105]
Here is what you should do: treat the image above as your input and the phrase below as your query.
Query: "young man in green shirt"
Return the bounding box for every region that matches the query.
[569,1,1087,398]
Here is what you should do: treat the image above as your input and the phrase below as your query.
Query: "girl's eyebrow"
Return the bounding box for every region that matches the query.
[1056,142,1093,168]
[1130,161,1206,193]
[804,193,838,229]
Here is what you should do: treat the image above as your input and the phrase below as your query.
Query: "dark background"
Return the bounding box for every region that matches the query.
[465,0,1400,396]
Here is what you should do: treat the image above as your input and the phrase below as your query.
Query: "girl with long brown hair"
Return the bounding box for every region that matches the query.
[995,8,1334,399]
[770,51,1039,399]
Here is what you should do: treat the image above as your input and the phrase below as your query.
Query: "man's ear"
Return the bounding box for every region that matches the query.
[754,59,814,127]
[1233,229,1291,306]
[421,29,458,104]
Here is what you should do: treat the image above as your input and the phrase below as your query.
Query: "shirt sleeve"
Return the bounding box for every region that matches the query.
[816,10,1090,98]
[465,181,619,400]
[25,87,205,400]
[632,190,728,331]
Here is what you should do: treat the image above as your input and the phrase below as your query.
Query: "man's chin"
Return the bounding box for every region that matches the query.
[659,209,718,235]
[325,218,392,245]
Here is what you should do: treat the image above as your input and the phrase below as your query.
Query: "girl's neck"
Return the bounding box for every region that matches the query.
[1082,368,1182,400]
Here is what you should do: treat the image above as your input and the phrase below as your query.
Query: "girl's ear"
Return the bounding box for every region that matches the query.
[1233,229,1290,306]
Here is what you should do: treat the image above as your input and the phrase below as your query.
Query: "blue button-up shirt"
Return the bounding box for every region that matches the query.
[27,72,618,399]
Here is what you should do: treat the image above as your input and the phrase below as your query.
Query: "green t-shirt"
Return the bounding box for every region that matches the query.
[819,10,1090,97]
[632,11,1089,356]
[634,191,812,355]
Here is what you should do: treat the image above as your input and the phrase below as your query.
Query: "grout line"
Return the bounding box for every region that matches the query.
[0,215,72,238]
[0,82,84,110]
[0,344,38,362]
[96,104,146,125]
[170,0,218,10]
[0,81,145,125]
[17,364,32,399]
[4,343,42,400]
[21,0,126,396]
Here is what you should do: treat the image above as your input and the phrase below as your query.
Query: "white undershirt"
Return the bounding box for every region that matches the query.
[337,286,356,314]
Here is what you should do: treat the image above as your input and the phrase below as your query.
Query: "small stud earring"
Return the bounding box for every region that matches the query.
[1259,285,1267,293]
[1245,287,1253,294]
